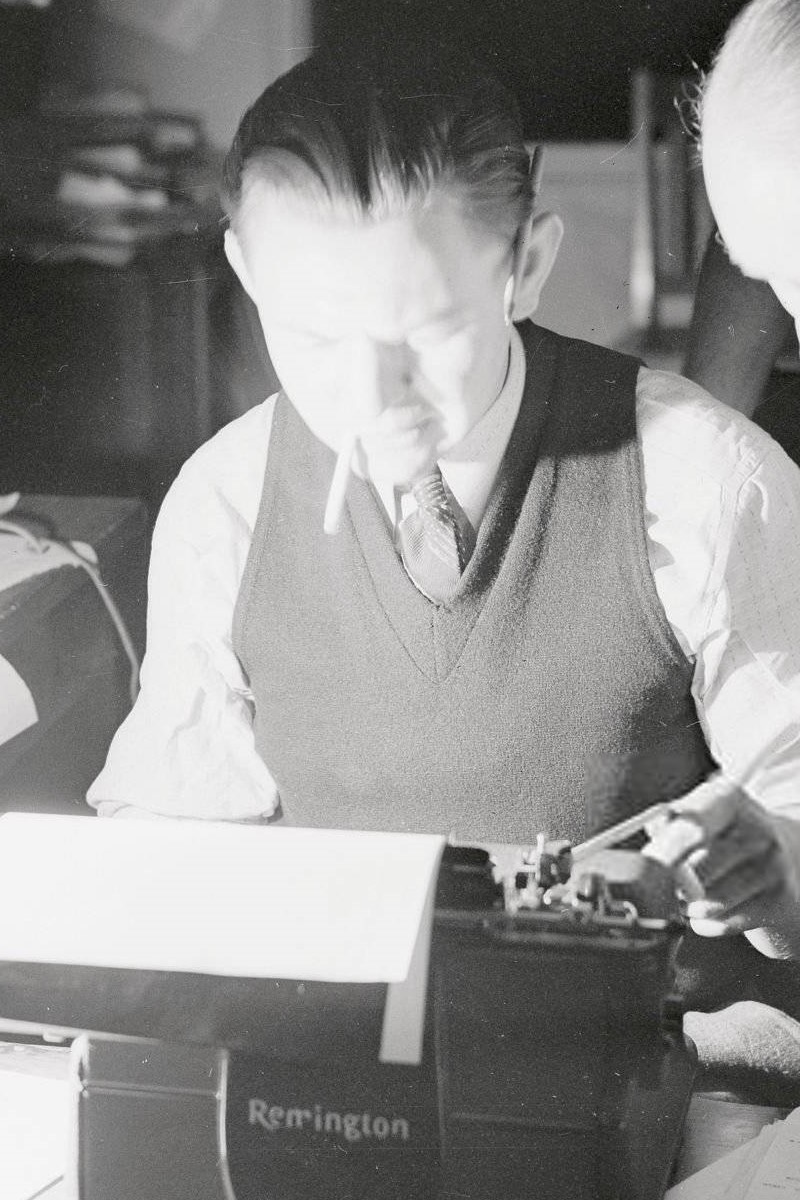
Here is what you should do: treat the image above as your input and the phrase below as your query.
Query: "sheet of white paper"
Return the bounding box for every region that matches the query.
[672,1095,786,1190]
[0,655,38,745]
[379,852,438,1065]
[0,814,444,983]
[0,1070,69,1200]
[743,1107,800,1197]
[666,1137,760,1200]
[666,1124,782,1200]
[727,1128,785,1200]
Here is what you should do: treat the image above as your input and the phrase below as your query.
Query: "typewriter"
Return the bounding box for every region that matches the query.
[0,832,696,1200]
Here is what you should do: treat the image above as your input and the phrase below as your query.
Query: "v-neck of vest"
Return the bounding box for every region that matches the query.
[344,323,560,684]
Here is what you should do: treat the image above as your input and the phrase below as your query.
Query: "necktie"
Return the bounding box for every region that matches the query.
[397,466,475,604]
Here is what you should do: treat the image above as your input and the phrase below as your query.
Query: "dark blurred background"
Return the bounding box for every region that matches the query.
[0,0,749,515]
[3,1,749,136]
[318,0,746,140]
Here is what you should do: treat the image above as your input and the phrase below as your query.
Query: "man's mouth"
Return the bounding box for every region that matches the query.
[368,403,435,437]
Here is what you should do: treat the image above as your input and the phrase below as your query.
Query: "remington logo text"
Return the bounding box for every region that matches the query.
[249,1100,411,1142]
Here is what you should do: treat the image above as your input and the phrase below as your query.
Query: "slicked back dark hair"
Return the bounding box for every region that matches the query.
[222,34,534,240]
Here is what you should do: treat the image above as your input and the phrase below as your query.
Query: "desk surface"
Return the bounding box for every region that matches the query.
[0,1039,788,1200]
[0,495,147,650]
[0,495,147,814]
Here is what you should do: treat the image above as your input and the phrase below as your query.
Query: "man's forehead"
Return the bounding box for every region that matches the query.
[238,192,423,266]
[235,182,510,323]
[237,180,500,255]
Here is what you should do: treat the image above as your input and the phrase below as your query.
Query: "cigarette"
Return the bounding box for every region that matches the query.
[323,433,357,535]
[529,143,545,204]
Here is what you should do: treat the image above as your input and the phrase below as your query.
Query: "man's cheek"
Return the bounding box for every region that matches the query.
[282,382,341,448]
[420,337,473,385]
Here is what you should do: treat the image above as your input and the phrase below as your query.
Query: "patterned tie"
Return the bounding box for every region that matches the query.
[397,466,475,604]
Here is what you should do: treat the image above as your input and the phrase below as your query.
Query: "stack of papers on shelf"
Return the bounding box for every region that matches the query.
[668,1105,800,1199]
[0,95,217,266]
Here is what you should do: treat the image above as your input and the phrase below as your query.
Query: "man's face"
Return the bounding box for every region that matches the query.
[229,186,515,486]
[703,110,800,345]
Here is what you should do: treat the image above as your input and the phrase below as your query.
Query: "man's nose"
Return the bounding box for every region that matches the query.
[348,338,413,421]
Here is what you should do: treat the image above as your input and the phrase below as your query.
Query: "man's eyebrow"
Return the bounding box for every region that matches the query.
[281,324,339,338]
[269,304,468,341]
[410,306,465,330]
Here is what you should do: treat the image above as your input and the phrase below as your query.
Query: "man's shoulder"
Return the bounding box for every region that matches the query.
[636,366,786,486]
[184,394,278,480]
[157,395,279,545]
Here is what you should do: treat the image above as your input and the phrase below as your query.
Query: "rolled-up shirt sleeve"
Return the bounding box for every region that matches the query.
[87,397,279,820]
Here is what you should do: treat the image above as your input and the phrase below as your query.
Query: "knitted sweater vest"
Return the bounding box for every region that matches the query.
[233,322,714,844]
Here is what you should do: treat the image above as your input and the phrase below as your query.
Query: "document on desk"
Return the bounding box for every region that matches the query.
[0,1042,70,1200]
[744,1106,800,1197]
[0,814,445,985]
[0,1068,69,1200]
[666,1107,800,1199]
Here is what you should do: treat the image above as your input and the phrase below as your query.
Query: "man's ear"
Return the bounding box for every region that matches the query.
[224,228,257,303]
[509,211,564,321]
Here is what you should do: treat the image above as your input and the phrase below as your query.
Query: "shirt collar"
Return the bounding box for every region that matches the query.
[372,325,526,530]
[442,324,525,465]
[438,324,526,530]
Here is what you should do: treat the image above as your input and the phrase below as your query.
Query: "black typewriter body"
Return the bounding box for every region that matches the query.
[2,843,697,1199]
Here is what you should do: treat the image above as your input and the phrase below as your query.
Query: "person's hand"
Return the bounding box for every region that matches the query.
[641,774,800,946]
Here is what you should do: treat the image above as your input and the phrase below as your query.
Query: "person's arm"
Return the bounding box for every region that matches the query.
[87,399,280,821]
[638,371,800,953]
[683,230,793,417]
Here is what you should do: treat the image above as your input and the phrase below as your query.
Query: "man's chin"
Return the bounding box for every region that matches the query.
[357,440,443,489]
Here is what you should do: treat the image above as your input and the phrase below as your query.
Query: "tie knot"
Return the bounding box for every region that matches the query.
[398,465,476,604]
[411,468,449,512]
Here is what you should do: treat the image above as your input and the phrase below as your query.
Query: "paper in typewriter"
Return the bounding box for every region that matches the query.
[0,814,445,984]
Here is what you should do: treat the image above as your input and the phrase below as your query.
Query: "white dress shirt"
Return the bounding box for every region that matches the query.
[88,328,800,824]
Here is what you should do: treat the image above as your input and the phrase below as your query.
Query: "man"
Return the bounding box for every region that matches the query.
[89,36,800,1090]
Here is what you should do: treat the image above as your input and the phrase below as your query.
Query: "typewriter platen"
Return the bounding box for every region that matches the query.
[68,838,696,1200]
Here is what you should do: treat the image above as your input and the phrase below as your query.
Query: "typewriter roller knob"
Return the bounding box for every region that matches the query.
[506,836,574,910]
[573,870,604,905]
[519,836,572,888]
[569,869,617,918]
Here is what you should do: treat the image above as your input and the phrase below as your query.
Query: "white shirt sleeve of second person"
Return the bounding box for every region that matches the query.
[87,397,279,820]
[638,368,800,821]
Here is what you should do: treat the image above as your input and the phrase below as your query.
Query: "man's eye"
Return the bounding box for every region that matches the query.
[298,332,339,349]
